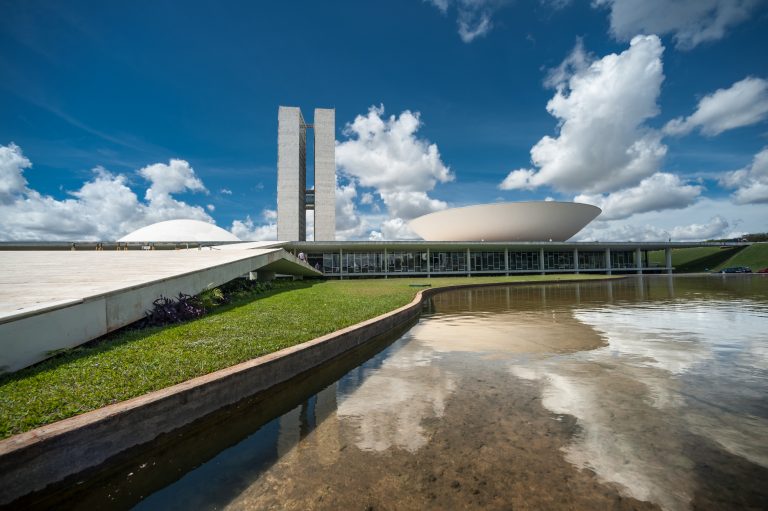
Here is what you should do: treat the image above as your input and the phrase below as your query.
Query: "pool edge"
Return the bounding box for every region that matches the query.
[0,276,621,505]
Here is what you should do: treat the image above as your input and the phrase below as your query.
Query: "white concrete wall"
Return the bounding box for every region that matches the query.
[0,300,107,373]
[277,106,306,241]
[0,249,318,373]
[314,108,336,241]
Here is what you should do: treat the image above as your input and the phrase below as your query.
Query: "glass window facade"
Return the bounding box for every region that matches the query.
[430,251,467,272]
[508,251,540,271]
[470,252,505,272]
[306,253,325,272]
[342,252,385,274]
[327,253,341,274]
[610,250,635,269]
[386,251,429,273]
[544,251,574,270]
[578,251,604,270]
[303,246,651,275]
[310,252,339,274]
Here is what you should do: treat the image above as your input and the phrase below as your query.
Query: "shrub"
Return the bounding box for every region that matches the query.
[142,293,206,327]
[199,287,228,309]
[140,279,277,329]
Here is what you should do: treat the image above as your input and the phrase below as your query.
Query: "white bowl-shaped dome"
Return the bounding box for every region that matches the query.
[408,202,601,242]
[118,219,241,243]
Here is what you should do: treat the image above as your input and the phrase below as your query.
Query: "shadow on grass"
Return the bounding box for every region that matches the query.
[676,246,745,273]
[0,280,320,387]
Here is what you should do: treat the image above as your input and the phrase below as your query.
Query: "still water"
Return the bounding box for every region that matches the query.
[30,276,768,510]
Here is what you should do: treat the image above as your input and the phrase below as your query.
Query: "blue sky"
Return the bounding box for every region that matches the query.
[1,0,767,241]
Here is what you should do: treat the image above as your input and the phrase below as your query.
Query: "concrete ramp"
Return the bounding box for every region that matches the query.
[0,247,320,373]
[214,241,288,250]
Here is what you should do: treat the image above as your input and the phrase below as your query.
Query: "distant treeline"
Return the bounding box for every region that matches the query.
[711,233,768,243]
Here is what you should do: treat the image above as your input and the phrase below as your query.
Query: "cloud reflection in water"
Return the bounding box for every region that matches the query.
[512,299,768,511]
[336,339,456,453]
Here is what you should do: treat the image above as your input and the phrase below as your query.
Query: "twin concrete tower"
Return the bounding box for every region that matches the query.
[277,106,336,241]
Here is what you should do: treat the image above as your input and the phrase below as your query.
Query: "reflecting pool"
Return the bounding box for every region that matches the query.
[22,276,768,510]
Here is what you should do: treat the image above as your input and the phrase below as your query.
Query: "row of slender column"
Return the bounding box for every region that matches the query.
[335,247,674,278]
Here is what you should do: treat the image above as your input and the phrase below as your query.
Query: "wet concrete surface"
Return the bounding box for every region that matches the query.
[11,276,768,510]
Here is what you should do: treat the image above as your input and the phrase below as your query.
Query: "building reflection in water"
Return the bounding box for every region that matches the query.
[277,382,341,465]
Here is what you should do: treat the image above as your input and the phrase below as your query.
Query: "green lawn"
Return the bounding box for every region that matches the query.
[714,242,768,271]
[648,246,745,272]
[0,274,607,439]
[647,244,768,272]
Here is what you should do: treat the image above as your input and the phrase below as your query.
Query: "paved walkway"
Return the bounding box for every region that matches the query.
[0,248,303,319]
[0,246,319,371]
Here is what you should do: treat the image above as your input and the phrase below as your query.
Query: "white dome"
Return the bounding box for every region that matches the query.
[408,202,601,242]
[118,219,242,243]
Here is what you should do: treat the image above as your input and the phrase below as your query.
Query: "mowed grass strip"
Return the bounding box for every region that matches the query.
[648,243,768,272]
[648,246,745,272]
[0,274,607,439]
[714,242,768,271]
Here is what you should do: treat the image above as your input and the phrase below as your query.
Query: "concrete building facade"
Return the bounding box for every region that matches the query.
[289,240,749,278]
[409,202,601,242]
[313,108,336,242]
[277,107,307,241]
[277,106,336,241]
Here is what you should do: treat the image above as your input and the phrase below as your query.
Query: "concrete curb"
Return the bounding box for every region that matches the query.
[0,276,619,505]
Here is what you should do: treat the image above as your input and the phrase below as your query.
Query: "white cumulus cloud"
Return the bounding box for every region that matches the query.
[0,142,30,204]
[380,218,420,240]
[335,180,368,240]
[720,147,768,204]
[499,168,536,191]
[664,77,768,137]
[139,158,207,201]
[593,0,762,50]
[0,143,214,241]
[578,216,730,242]
[500,35,667,194]
[670,215,730,240]
[336,105,453,194]
[336,105,453,239]
[230,213,277,241]
[575,173,702,220]
[543,37,591,90]
[378,191,448,220]
[573,196,768,242]
[233,178,374,241]
[334,179,395,240]
[360,192,374,205]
